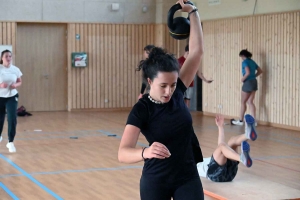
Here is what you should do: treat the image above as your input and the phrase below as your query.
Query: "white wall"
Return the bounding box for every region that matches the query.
[196,0,300,20]
[0,0,185,24]
[0,0,299,23]
[156,0,183,23]
[0,0,156,24]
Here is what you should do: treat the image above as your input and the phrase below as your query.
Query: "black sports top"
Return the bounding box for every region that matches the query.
[127,78,203,183]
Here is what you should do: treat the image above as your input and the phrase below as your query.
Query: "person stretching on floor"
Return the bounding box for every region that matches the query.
[197,114,257,182]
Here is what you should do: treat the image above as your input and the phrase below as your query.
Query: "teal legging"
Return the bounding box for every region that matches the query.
[0,94,18,142]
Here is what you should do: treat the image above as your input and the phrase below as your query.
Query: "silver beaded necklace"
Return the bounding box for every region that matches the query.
[148,95,163,104]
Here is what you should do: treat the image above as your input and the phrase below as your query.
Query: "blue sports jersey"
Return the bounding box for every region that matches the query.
[242,58,258,81]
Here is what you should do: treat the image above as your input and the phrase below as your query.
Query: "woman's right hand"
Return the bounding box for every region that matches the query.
[177,0,195,13]
[143,142,171,159]
[0,83,8,88]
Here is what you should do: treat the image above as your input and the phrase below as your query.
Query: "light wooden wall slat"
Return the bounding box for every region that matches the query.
[67,23,178,110]
[202,11,300,127]
[0,22,16,53]
[296,12,300,127]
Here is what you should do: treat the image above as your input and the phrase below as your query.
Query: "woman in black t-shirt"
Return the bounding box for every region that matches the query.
[118,1,204,199]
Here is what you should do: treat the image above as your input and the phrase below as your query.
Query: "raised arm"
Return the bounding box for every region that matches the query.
[197,71,213,83]
[179,0,204,88]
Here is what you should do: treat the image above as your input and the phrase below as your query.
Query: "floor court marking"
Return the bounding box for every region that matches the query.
[99,130,148,147]
[0,165,143,178]
[1,129,294,177]
[1,131,105,141]
[1,152,299,178]
[204,189,227,200]
[1,130,298,199]
[193,124,300,142]
[0,154,63,200]
[0,182,19,200]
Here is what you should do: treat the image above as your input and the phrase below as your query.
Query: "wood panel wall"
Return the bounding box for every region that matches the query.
[67,23,179,110]
[202,11,300,128]
[0,22,16,56]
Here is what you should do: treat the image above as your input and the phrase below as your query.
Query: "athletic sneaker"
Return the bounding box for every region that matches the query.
[240,141,252,167]
[6,142,16,153]
[231,119,243,126]
[244,114,257,141]
[232,118,258,127]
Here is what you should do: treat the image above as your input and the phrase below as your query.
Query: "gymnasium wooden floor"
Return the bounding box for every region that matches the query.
[0,111,299,200]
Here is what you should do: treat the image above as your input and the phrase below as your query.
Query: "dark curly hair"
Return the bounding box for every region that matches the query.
[144,45,155,52]
[239,49,252,58]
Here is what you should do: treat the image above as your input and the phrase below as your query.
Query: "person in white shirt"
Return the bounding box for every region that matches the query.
[197,114,257,182]
[0,50,22,153]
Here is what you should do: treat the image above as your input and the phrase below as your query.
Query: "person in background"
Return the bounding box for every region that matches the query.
[0,50,23,153]
[137,45,155,100]
[231,49,263,126]
[197,114,257,182]
[178,44,213,108]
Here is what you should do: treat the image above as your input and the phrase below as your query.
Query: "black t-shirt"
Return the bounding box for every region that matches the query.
[127,78,203,184]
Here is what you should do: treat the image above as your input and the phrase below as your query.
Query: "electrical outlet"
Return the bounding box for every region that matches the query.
[104,99,108,103]
[205,103,208,107]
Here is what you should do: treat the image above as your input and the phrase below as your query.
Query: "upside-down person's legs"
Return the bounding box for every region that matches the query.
[227,134,248,152]
[228,114,257,166]
[213,141,253,168]
[214,117,253,167]
[228,113,258,150]
[213,142,241,166]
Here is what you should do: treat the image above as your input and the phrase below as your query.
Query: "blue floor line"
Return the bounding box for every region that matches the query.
[0,154,63,200]
[0,182,20,200]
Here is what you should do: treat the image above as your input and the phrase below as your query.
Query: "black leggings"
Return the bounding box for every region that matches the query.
[140,176,204,200]
[0,94,18,142]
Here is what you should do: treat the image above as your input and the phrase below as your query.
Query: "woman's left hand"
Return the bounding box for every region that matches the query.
[215,115,224,127]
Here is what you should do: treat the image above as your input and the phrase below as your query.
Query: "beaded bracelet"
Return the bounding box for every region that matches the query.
[142,147,147,160]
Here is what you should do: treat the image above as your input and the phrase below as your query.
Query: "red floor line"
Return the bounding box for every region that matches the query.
[204,189,227,200]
